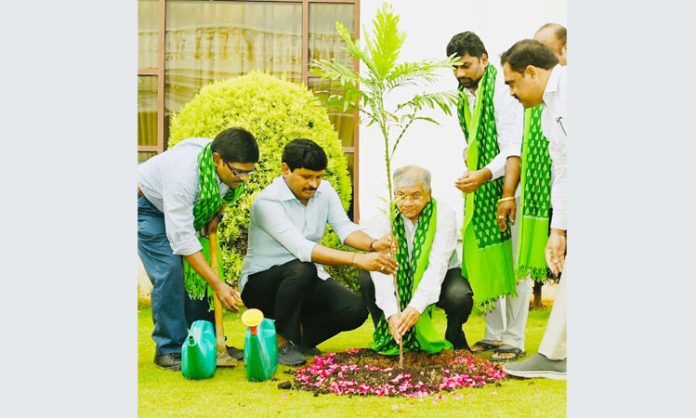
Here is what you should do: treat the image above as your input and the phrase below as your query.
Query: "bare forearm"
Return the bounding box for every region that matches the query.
[501,156,520,198]
[343,230,375,252]
[183,252,222,290]
[310,244,356,266]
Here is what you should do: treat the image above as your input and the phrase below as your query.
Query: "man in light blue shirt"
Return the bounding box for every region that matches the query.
[138,127,258,370]
[240,139,397,366]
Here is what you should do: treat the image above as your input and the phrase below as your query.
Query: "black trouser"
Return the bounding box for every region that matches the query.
[241,259,368,347]
[357,267,474,349]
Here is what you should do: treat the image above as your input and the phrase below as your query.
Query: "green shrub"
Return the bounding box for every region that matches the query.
[169,72,357,289]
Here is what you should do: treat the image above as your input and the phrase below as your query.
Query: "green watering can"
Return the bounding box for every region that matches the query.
[181,320,217,380]
[241,309,278,381]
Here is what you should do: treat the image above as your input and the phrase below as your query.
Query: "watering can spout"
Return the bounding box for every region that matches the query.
[186,335,197,347]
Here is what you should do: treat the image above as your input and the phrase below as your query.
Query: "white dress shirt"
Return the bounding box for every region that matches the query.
[541,65,568,230]
[239,176,360,292]
[460,65,524,180]
[137,138,231,256]
[364,201,459,319]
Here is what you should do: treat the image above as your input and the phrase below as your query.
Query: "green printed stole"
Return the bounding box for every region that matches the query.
[516,106,552,281]
[457,65,516,310]
[184,142,245,308]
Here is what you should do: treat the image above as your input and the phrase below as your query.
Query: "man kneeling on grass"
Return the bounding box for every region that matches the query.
[239,139,397,366]
[358,165,475,355]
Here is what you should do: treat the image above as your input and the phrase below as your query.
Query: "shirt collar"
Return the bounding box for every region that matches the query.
[543,64,563,103]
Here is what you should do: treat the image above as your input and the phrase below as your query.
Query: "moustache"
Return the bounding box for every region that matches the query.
[458,77,479,87]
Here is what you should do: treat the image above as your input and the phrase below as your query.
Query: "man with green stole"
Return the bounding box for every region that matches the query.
[358,165,475,354]
[496,23,567,362]
[501,39,568,379]
[137,128,259,370]
[447,31,528,361]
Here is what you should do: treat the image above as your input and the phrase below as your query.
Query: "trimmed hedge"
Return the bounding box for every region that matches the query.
[169,72,358,290]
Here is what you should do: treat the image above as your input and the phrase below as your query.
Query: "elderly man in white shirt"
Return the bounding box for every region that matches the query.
[500,39,567,379]
[358,165,474,352]
[447,31,529,361]
[240,139,397,366]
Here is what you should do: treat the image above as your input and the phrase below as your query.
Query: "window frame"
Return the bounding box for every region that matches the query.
[138,0,361,220]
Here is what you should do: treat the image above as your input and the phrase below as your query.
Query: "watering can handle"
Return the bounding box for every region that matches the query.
[208,232,227,353]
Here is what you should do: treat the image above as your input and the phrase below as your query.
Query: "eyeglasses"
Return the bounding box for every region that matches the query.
[395,193,425,203]
[225,162,255,178]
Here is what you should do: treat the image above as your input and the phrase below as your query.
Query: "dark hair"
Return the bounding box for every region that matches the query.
[446,31,487,58]
[537,23,567,46]
[211,127,259,163]
[282,139,328,171]
[500,39,559,73]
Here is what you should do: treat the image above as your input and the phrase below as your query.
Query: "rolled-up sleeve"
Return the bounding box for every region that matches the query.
[252,199,317,262]
[373,270,400,319]
[485,84,523,180]
[161,182,202,256]
[364,212,399,318]
[408,206,456,313]
[325,185,360,242]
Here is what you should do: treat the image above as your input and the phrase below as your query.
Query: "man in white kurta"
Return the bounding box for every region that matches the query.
[500,39,568,379]
[447,31,530,360]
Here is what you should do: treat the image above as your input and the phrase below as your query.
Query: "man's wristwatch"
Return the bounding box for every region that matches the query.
[369,239,377,252]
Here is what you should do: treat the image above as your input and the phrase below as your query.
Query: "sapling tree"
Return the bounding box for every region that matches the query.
[311,2,459,366]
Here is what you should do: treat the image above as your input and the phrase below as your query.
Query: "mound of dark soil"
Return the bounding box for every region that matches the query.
[291,348,506,397]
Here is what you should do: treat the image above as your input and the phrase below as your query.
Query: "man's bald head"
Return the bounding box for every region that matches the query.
[534,23,567,65]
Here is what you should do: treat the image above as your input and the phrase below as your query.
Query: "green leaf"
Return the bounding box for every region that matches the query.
[366,3,406,80]
[413,116,440,125]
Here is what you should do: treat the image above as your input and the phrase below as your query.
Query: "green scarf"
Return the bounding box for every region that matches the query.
[183,142,246,308]
[457,65,516,311]
[370,199,453,355]
[517,106,552,281]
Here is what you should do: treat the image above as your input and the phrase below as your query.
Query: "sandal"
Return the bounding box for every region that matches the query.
[471,339,505,353]
[491,344,526,362]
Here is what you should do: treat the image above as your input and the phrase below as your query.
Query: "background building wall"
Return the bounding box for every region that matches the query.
[358,0,567,228]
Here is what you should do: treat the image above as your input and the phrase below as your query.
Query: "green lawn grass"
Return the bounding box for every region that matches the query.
[138,306,566,417]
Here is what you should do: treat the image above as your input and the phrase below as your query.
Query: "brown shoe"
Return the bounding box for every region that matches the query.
[154,353,182,371]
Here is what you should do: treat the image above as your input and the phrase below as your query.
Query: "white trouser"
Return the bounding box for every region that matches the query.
[538,254,567,360]
[483,279,533,349]
[482,198,532,350]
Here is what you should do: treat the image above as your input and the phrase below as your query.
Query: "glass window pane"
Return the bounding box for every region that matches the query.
[308,77,354,147]
[330,114,354,148]
[309,3,355,69]
[344,152,355,220]
[344,152,354,181]
[138,0,159,70]
[138,76,158,147]
[165,1,302,116]
[138,151,158,163]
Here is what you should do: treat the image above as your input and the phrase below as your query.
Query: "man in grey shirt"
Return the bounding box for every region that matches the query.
[138,127,258,370]
[240,139,397,366]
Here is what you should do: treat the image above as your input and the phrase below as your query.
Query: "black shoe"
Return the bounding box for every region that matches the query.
[446,328,471,351]
[298,344,322,357]
[226,345,244,361]
[154,352,182,371]
[278,341,306,367]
